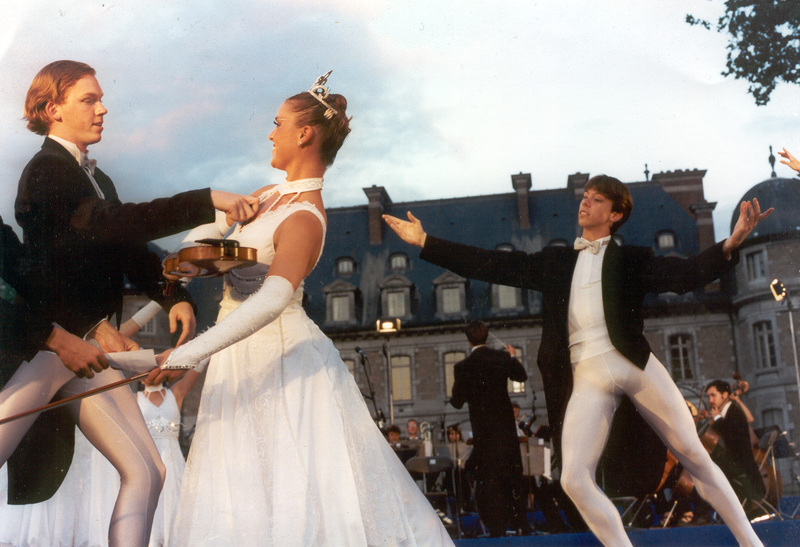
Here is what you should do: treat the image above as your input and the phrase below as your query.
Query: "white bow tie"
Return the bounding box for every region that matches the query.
[574,237,602,254]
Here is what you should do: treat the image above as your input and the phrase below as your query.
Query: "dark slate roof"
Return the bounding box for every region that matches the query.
[303,180,703,332]
[731,177,800,240]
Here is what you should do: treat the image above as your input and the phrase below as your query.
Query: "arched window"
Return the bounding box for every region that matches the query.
[336,257,355,276]
[656,231,676,250]
[668,333,694,380]
[390,253,409,272]
[753,321,777,369]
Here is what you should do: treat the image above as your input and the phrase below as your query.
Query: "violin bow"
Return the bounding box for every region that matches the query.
[0,371,150,426]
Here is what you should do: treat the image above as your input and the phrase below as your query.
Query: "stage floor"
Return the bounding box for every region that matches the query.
[453,519,800,546]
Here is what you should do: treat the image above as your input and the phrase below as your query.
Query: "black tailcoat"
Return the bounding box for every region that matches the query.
[710,402,766,501]
[450,345,528,535]
[4,138,215,503]
[421,235,738,496]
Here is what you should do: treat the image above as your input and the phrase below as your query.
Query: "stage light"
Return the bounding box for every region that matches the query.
[770,278,787,302]
[376,318,401,333]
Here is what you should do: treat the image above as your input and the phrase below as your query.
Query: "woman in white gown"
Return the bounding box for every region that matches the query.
[151,73,453,546]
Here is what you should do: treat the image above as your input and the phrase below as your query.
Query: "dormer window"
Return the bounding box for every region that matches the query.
[433,272,466,317]
[379,274,413,319]
[494,284,521,310]
[336,257,355,276]
[323,280,359,325]
[656,231,676,250]
[390,253,409,272]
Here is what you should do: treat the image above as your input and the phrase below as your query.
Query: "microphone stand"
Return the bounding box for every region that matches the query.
[357,349,385,429]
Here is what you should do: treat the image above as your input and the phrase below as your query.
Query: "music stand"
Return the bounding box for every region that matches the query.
[754,426,796,459]
[753,426,798,518]
[406,455,462,538]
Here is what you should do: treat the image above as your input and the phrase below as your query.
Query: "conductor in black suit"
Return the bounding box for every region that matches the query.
[706,380,766,503]
[384,175,769,547]
[450,320,530,537]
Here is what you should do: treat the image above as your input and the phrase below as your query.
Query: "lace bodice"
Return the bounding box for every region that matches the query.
[137,389,181,439]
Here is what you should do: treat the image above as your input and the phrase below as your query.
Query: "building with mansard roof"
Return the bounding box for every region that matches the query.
[297,168,741,441]
[124,164,800,491]
[726,171,800,488]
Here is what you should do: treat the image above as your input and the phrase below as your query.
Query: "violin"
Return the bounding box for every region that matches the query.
[161,238,257,294]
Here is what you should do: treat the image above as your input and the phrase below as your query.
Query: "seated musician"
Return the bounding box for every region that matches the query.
[386,424,402,449]
[706,380,766,503]
[386,423,418,465]
[403,418,424,456]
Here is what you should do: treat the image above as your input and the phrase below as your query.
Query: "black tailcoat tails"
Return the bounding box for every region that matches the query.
[710,402,766,502]
[450,345,528,535]
[5,138,215,503]
[421,235,738,497]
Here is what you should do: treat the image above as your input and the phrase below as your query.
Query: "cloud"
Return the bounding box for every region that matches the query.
[1,0,798,248]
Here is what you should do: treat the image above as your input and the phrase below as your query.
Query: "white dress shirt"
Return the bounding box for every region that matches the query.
[568,235,615,363]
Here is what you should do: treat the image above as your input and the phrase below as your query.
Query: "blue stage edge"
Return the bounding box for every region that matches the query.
[454,519,800,546]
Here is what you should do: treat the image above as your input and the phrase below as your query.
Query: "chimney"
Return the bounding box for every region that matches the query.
[511,172,532,229]
[568,173,590,199]
[652,170,716,250]
[363,185,392,245]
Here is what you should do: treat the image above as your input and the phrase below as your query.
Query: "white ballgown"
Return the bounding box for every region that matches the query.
[171,187,452,546]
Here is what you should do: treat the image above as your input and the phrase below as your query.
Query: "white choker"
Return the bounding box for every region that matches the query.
[276,178,323,196]
[144,384,165,393]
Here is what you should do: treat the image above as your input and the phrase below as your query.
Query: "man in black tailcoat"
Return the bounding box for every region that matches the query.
[707,380,766,503]
[450,320,530,537]
[384,175,770,546]
[1,60,256,509]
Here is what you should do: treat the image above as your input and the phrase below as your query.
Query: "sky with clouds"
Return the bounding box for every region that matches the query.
[1,0,798,250]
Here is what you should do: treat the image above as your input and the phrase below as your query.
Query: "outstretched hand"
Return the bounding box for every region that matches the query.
[382,211,427,247]
[723,198,774,256]
[778,148,800,174]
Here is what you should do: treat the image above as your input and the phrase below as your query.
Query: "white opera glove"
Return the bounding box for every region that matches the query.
[130,300,162,328]
[176,211,231,251]
[161,275,295,370]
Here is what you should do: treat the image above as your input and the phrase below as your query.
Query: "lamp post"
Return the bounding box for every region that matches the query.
[377,318,401,425]
[770,278,800,412]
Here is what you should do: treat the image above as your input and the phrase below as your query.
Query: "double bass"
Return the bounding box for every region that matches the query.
[731,373,782,506]
[657,381,782,513]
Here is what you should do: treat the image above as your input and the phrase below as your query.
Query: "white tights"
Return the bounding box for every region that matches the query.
[0,352,165,547]
[560,351,762,547]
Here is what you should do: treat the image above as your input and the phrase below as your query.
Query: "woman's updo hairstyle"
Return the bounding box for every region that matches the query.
[285,91,351,166]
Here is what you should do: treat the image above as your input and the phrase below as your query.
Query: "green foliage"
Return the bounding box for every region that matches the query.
[687,1,800,105]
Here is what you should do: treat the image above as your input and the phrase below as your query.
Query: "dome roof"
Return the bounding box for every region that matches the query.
[731,177,800,239]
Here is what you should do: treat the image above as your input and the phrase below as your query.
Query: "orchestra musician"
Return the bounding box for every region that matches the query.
[706,380,767,504]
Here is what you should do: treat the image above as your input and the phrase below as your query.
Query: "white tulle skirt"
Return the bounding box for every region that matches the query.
[0,408,185,547]
[172,295,452,546]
